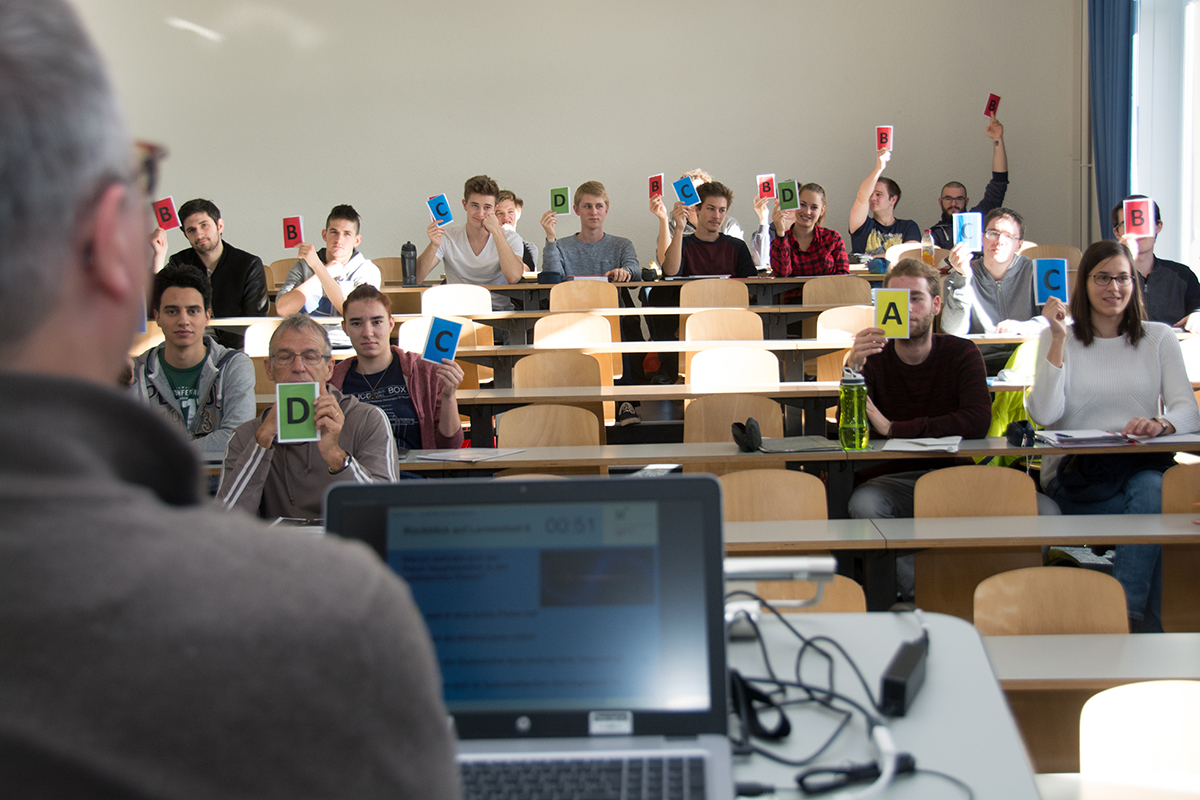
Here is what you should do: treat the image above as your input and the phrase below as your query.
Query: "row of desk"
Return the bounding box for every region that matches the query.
[375,272,886,313]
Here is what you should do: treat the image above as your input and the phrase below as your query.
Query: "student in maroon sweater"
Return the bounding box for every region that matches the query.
[845,259,992,519]
[330,285,464,451]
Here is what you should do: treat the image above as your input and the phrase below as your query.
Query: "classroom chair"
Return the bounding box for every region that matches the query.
[549,280,621,379]
[513,351,606,444]
[372,257,404,285]
[533,312,615,423]
[883,242,920,265]
[719,470,863,612]
[1021,244,1082,271]
[682,308,764,379]
[973,566,1128,635]
[679,278,749,308]
[495,404,604,476]
[911,465,1043,621]
[689,347,779,391]
[420,284,494,382]
[683,394,782,476]
[1080,680,1200,786]
[1160,463,1200,631]
[265,258,292,292]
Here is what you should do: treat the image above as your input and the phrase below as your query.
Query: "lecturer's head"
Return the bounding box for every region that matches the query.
[0,0,144,380]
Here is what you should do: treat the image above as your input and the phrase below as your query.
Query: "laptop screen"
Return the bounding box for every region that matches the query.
[326,475,728,740]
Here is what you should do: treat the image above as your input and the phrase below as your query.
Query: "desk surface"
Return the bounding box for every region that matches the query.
[984,631,1200,691]
[398,441,843,471]
[874,513,1200,549]
[723,519,884,552]
[729,613,1037,799]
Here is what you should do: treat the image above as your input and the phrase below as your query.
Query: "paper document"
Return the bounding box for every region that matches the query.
[415,448,526,463]
[881,436,962,453]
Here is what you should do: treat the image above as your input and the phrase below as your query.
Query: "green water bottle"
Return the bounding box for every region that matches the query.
[839,367,869,450]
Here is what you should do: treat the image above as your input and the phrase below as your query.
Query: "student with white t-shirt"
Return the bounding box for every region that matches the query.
[415,174,525,311]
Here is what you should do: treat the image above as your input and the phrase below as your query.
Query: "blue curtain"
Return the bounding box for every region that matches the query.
[1089,0,1135,241]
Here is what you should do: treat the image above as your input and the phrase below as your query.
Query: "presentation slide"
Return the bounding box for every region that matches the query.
[387,502,695,711]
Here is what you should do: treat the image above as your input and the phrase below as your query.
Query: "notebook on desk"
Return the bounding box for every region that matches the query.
[325,475,734,800]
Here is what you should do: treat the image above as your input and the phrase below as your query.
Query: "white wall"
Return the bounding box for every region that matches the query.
[75,0,1086,271]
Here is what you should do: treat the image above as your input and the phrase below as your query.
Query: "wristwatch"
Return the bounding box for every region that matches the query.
[1154,416,1170,433]
[329,454,350,475]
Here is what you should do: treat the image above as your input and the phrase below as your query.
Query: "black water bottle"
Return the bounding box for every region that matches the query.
[401,241,417,286]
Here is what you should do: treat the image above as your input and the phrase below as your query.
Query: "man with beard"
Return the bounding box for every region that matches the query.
[152,198,268,349]
[928,116,1010,249]
[845,259,992,519]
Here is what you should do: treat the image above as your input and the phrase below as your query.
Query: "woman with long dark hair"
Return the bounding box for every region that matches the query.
[1028,239,1199,631]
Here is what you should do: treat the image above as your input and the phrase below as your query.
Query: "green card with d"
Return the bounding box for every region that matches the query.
[277,382,319,443]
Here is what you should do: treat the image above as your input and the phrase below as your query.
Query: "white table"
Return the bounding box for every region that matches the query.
[728,613,1038,798]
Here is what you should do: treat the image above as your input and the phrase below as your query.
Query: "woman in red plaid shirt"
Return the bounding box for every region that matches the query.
[769,183,850,280]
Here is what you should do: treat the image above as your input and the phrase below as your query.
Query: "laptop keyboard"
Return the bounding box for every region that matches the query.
[460,755,707,799]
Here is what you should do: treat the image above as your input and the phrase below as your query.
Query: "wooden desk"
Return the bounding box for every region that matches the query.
[984,632,1200,773]
[873,513,1200,630]
[454,338,849,387]
[723,518,884,554]
[731,614,1038,799]
[398,441,848,474]
[457,381,844,440]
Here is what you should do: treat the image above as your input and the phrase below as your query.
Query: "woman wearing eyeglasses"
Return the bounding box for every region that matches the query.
[1028,240,1200,632]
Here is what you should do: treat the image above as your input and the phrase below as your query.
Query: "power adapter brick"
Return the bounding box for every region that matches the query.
[879,637,928,717]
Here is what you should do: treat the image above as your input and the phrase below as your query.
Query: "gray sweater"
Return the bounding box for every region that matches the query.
[0,374,460,798]
[541,233,640,280]
[941,254,1049,335]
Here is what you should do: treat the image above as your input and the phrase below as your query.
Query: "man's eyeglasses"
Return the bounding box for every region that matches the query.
[133,140,168,198]
[983,229,1019,242]
[270,350,331,366]
[1091,273,1133,287]
[940,195,966,204]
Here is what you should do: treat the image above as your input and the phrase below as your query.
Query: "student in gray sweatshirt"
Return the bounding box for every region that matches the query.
[941,207,1047,373]
[539,180,640,281]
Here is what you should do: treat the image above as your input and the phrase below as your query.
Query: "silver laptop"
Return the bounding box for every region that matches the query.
[326,475,734,800]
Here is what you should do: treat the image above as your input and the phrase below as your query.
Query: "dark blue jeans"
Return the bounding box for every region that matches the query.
[1046,469,1163,632]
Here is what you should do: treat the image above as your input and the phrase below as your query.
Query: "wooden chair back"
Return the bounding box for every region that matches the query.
[802,275,873,305]
[914,465,1038,517]
[373,257,404,284]
[549,280,618,310]
[813,306,874,415]
[1080,680,1200,779]
[497,404,600,448]
[513,351,605,443]
[884,242,921,265]
[130,319,164,356]
[755,575,867,613]
[549,280,621,378]
[265,258,293,291]
[719,469,827,521]
[1021,244,1083,271]
[684,394,783,442]
[243,319,283,358]
[973,566,1128,635]
[1162,463,1200,513]
[689,347,779,390]
[421,284,492,315]
[533,312,614,422]
[683,308,764,379]
[684,394,783,476]
[680,278,749,308]
[398,315,480,390]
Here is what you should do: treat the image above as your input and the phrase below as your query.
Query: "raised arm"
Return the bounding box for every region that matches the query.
[661,202,689,277]
[987,116,1007,173]
[484,216,525,284]
[415,221,444,283]
[849,149,891,234]
[651,195,671,265]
